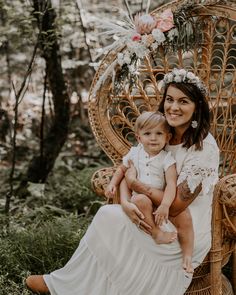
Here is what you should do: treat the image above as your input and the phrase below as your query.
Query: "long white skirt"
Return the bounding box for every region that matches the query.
[44,204,211,295]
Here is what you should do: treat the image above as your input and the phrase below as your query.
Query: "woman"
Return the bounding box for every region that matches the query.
[26,69,219,295]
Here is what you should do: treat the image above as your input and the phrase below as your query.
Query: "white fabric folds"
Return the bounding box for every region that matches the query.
[44,133,219,295]
[44,205,211,295]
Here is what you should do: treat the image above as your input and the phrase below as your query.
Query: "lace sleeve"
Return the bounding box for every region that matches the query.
[177,141,219,195]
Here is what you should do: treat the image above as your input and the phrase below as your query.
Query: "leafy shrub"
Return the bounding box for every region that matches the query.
[0,155,107,294]
[45,166,103,213]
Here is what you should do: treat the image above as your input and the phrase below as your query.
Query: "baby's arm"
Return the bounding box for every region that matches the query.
[154,164,177,225]
[105,164,128,199]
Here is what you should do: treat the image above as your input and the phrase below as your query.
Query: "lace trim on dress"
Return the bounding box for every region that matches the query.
[177,165,219,194]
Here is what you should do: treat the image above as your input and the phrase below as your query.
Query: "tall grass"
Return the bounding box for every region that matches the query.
[0,214,92,294]
[0,165,105,294]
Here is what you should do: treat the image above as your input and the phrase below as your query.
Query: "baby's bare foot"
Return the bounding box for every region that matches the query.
[182,256,194,273]
[153,230,177,244]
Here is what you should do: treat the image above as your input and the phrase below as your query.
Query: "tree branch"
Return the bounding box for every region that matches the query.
[5,42,38,214]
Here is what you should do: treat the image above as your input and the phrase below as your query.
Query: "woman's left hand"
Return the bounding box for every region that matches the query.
[122,201,152,235]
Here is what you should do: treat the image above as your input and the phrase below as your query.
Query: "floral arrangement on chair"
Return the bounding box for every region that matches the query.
[93,1,206,96]
[122,8,176,59]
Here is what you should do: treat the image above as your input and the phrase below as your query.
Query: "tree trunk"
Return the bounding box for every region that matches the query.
[26,0,70,183]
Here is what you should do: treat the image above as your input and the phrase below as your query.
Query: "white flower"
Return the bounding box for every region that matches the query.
[165,73,173,83]
[128,42,149,58]
[186,72,196,80]
[167,28,178,41]
[152,28,166,43]
[128,64,135,73]
[117,53,124,66]
[151,42,159,50]
[123,53,131,64]
[178,69,187,76]
[174,75,182,83]
[172,68,180,75]
[128,64,139,75]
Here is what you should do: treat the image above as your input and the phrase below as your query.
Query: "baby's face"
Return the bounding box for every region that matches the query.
[137,123,171,157]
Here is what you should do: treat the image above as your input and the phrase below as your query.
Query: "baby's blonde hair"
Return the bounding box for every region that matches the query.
[134,111,171,134]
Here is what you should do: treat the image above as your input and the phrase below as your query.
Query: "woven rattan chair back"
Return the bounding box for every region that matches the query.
[88,1,236,294]
[89,1,236,176]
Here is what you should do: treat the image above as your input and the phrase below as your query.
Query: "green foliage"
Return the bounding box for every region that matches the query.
[0,214,92,294]
[0,163,105,294]
[44,166,102,213]
[0,275,31,295]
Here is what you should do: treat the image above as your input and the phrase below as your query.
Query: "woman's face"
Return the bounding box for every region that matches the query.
[164,85,196,133]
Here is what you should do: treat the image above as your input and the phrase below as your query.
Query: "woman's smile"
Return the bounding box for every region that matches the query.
[168,113,182,118]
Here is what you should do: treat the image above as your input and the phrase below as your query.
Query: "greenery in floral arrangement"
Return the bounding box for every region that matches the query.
[113,53,139,95]
[168,2,203,53]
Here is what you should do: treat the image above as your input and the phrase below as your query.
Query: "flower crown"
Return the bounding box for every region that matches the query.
[159,68,207,96]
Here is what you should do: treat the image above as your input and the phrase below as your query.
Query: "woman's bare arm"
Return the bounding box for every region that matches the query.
[170,181,202,216]
[125,164,202,217]
[128,179,201,216]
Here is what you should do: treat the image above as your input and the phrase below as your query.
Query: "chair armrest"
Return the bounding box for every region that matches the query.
[91,166,120,204]
[217,174,236,241]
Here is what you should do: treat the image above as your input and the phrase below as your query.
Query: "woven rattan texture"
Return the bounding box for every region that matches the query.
[88,1,236,294]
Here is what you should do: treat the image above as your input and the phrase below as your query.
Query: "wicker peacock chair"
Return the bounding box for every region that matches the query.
[88,1,236,294]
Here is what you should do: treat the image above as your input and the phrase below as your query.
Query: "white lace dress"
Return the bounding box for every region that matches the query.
[43,133,219,295]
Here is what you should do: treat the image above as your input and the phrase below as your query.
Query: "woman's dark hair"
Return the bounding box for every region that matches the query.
[158,82,210,150]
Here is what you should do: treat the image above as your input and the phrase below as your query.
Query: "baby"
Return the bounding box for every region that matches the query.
[106,111,194,273]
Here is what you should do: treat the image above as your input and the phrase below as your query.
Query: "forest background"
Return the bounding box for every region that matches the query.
[0,0,233,294]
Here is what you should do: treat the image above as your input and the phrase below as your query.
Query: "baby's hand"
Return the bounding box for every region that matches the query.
[105,183,117,199]
[153,204,169,226]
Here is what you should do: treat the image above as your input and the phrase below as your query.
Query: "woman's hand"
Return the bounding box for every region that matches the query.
[121,201,152,235]
[120,178,152,234]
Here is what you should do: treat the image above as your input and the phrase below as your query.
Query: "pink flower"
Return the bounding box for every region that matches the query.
[134,13,157,35]
[156,9,174,32]
[132,33,142,41]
